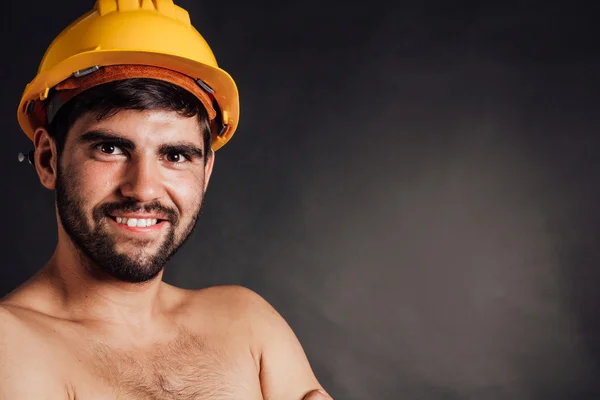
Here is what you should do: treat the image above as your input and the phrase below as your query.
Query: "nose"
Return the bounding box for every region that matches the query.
[119,156,165,202]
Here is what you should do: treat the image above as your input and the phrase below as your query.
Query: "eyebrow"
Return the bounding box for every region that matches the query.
[78,130,203,158]
[158,142,204,159]
[78,130,136,151]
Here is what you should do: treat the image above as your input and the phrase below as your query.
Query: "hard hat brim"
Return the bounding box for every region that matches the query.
[18,49,239,151]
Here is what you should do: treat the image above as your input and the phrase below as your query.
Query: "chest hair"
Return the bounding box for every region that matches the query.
[88,329,252,400]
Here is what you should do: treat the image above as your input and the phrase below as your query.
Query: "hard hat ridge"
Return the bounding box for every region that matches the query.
[18,0,239,151]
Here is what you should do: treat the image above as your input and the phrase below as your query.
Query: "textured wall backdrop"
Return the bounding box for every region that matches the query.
[1,1,599,399]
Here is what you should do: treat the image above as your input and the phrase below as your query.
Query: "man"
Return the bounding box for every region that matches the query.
[0,1,332,399]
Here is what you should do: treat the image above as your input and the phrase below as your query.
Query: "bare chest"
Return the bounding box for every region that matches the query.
[68,332,263,400]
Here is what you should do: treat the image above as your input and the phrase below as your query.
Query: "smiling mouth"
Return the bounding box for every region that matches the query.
[109,216,167,228]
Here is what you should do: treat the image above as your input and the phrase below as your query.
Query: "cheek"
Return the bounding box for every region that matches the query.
[79,161,121,199]
[164,171,205,211]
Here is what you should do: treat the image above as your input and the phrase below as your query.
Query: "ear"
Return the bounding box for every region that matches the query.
[203,150,215,193]
[33,127,58,190]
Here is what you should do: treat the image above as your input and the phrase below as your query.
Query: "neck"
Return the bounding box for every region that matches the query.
[38,233,167,332]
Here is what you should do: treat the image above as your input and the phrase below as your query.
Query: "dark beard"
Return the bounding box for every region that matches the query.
[55,164,202,283]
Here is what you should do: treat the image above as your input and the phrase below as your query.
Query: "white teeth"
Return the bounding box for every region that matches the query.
[114,217,159,227]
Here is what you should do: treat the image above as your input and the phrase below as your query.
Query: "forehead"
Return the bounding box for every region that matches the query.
[67,109,204,147]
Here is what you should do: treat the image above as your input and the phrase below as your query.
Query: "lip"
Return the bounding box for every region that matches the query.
[107,216,167,233]
[109,213,169,221]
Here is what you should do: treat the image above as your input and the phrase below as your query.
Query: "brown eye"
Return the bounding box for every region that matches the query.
[96,143,124,155]
[166,153,187,163]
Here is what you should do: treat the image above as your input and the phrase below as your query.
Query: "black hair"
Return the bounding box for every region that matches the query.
[47,78,212,163]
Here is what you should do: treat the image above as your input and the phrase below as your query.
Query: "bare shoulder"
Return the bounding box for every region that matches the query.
[175,284,290,342]
[176,285,327,398]
[0,304,69,398]
[195,285,283,321]
[0,301,57,333]
[0,304,24,358]
[0,302,59,357]
[196,285,273,308]
[0,303,28,335]
[178,284,282,325]
[186,284,308,353]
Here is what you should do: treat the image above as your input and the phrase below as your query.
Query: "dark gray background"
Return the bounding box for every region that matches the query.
[1,1,599,399]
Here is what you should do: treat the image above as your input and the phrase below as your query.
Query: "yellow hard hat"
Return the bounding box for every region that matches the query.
[17,0,239,151]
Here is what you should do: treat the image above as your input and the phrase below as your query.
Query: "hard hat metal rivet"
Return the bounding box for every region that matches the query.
[18,150,34,164]
[196,78,215,94]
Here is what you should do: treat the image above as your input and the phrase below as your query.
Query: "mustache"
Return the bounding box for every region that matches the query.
[93,199,179,225]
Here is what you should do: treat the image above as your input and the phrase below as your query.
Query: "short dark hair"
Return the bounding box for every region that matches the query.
[47,78,212,163]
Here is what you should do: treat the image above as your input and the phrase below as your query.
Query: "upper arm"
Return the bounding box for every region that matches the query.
[0,305,67,399]
[235,288,325,400]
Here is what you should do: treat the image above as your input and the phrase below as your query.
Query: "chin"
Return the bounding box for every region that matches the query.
[85,248,167,283]
[100,263,164,283]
